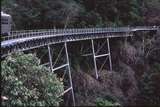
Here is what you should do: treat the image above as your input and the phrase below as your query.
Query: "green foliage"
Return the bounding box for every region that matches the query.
[1,52,64,106]
[96,98,120,107]
[152,62,160,72]
[2,0,82,29]
[2,0,147,29]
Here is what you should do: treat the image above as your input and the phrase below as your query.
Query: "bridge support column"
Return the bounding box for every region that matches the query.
[47,43,75,106]
[91,39,99,79]
[91,38,113,79]
[64,42,75,106]
[107,38,113,71]
[47,44,53,72]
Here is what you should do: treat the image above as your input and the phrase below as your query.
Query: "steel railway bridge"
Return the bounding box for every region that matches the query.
[1,26,159,106]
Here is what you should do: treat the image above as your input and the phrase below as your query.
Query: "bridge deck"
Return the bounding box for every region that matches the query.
[1,26,159,55]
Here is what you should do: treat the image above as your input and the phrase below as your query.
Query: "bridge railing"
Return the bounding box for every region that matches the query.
[1,27,128,41]
[1,26,158,41]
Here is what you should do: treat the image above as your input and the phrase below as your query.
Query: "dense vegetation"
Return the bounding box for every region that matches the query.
[1,0,160,106]
[1,53,64,106]
[2,0,160,29]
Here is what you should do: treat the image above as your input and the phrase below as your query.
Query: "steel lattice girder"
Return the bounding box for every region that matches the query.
[1,32,133,55]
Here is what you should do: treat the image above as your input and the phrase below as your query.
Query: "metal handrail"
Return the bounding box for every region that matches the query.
[1,26,158,41]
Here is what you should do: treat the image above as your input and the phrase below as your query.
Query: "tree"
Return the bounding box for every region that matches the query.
[1,52,64,106]
[2,0,82,29]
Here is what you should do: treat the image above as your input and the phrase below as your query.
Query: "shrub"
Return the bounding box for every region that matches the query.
[1,52,64,106]
[96,98,120,107]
